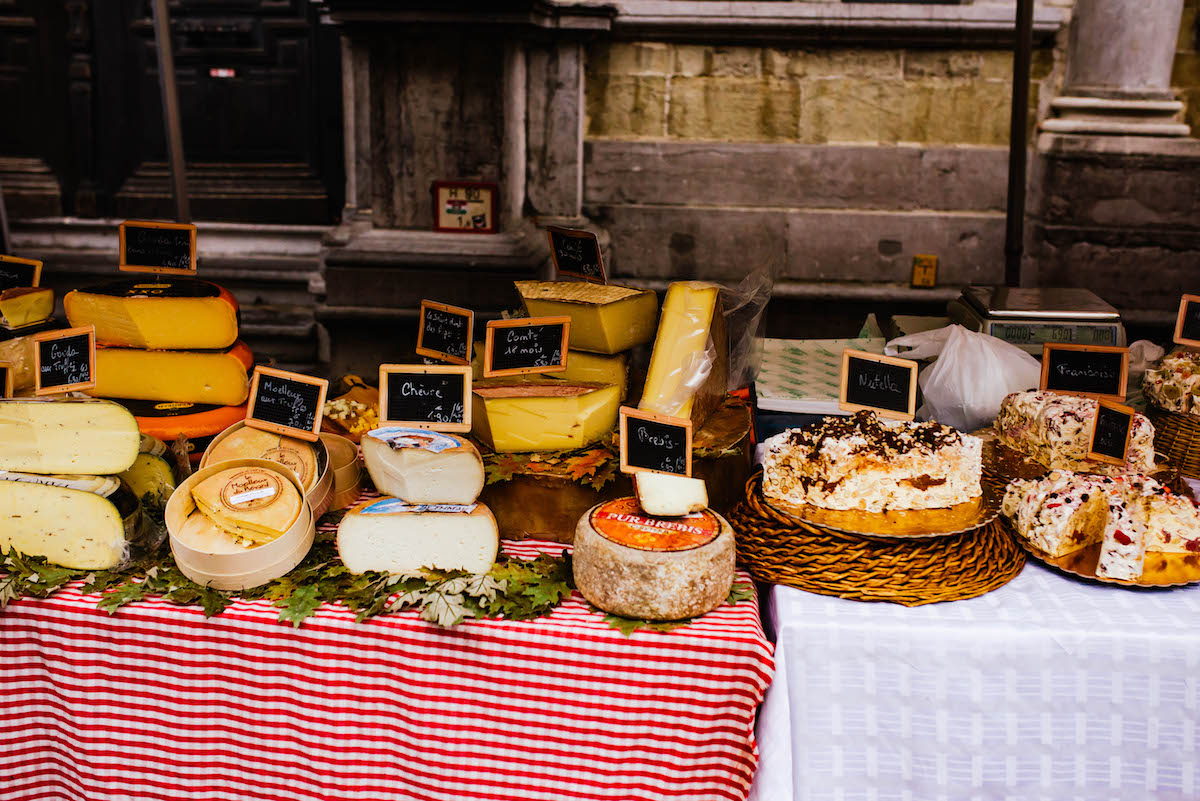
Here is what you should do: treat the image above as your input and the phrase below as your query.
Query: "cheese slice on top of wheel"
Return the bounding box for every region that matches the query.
[191,466,302,545]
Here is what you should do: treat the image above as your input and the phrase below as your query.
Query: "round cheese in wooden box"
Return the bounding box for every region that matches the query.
[201,421,333,520]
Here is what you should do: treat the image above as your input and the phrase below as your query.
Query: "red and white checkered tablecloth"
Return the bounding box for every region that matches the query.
[0,538,774,801]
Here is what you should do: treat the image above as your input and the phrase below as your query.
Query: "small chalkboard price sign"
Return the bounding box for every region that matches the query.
[0,254,42,291]
[119,220,197,275]
[378,364,471,433]
[0,361,12,398]
[34,326,96,395]
[547,227,606,284]
[415,300,474,366]
[1173,294,1200,348]
[839,349,918,421]
[245,367,329,442]
[1040,343,1129,402]
[484,316,570,377]
[1087,400,1135,466]
[619,406,692,476]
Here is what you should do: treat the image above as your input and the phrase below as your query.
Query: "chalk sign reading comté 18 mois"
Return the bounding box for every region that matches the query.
[415,300,474,366]
[378,364,471,433]
[484,317,570,377]
[839,349,918,421]
[119,220,197,275]
[245,367,329,442]
[1040,343,1128,402]
[34,326,96,395]
[619,406,692,477]
[1087,400,1134,466]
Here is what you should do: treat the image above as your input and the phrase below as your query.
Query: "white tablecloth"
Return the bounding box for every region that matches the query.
[748,563,1200,801]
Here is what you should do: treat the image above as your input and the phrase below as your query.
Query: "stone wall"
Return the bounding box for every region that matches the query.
[1176,0,1200,135]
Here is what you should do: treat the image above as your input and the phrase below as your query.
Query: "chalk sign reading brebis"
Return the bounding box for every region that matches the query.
[415,300,474,366]
[245,367,329,442]
[34,325,96,395]
[119,220,197,275]
[0,361,12,398]
[547,227,606,284]
[839,349,918,421]
[0,254,42,291]
[378,364,471,433]
[1087,400,1134,466]
[1040,343,1129,402]
[1174,294,1200,348]
[619,406,692,477]
[484,316,570,377]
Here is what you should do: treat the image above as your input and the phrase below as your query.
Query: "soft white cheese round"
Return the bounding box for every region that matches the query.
[362,427,484,505]
[337,496,499,575]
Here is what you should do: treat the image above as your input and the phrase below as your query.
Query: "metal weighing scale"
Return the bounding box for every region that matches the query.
[947,286,1126,355]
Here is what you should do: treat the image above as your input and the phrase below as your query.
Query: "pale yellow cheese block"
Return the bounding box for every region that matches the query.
[174,510,248,555]
[515,281,658,354]
[0,287,54,328]
[0,333,39,392]
[206,426,318,491]
[92,341,253,407]
[337,497,499,575]
[471,378,620,453]
[0,480,129,569]
[640,281,726,428]
[0,399,140,475]
[548,349,628,401]
[192,466,302,544]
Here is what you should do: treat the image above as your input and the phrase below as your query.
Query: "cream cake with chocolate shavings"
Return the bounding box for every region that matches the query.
[763,410,982,513]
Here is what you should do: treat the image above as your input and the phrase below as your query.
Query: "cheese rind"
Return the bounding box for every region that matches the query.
[362,427,484,504]
[93,341,253,406]
[0,399,140,475]
[573,497,735,620]
[118,453,177,500]
[640,281,726,428]
[472,378,620,453]
[548,349,629,401]
[515,281,657,354]
[0,480,129,569]
[634,472,709,517]
[0,287,54,328]
[337,497,499,575]
[206,426,318,491]
[65,279,239,350]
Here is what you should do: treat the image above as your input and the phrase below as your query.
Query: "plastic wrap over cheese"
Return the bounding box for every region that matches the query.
[639,281,720,418]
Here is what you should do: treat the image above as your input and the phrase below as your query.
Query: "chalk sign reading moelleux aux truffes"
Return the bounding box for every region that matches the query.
[415,300,474,366]
[619,406,692,477]
[1040,343,1129,402]
[0,255,42,291]
[119,220,197,275]
[34,325,96,395]
[484,316,570,377]
[547,227,606,284]
[839,349,918,421]
[245,367,329,442]
[379,364,471,433]
[1087,400,1134,466]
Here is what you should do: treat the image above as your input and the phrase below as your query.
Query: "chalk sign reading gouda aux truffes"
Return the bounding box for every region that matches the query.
[245,367,329,442]
[379,364,471,433]
[839,349,918,421]
[1040,343,1128,402]
[119,220,197,275]
[34,326,96,395]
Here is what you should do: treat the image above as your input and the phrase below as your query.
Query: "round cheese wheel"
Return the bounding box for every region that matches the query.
[573,497,735,621]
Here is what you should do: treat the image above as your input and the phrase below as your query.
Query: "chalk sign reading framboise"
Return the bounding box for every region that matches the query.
[34,325,96,395]
[379,364,471,433]
[484,317,570,377]
[246,367,328,442]
[839,349,917,421]
[1040,343,1128,402]
[619,406,692,477]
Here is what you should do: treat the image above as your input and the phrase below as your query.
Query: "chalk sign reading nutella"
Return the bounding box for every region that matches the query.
[34,326,96,395]
[1040,343,1128,402]
[839,349,918,421]
[484,316,570,377]
[245,367,328,442]
[378,364,471,433]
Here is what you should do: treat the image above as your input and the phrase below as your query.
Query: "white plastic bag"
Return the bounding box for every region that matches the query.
[884,325,1041,432]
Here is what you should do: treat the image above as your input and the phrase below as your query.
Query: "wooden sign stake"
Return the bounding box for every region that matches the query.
[1086,400,1135,466]
[484,317,571,378]
[119,220,198,275]
[839,349,918,421]
[415,300,475,366]
[1040,343,1129,402]
[245,366,329,442]
[378,364,472,433]
[33,325,97,395]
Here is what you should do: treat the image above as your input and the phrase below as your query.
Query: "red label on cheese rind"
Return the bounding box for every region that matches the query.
[590,497,720,552]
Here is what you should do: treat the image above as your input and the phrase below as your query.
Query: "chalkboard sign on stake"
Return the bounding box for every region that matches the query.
[1173,294,1200,348]
[0,360,12,398]
[0,254,42,290]
[547,227,606,284]
[484,316,571,377]
[839,349,918,421]
[119,220,197,275]
[33,325,96,395]
[1086,400,1134,466]
[1040,343,1129,402]
[378,364,471,433]
[245,367,329,442]
[619,406,692,477]
[415,300,474,366]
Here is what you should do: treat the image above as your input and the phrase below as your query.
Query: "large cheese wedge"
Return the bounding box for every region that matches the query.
[548,349,629,401]
[206,426,318,491]
[634,472,709,517]
[192,466,302,544]
[472,377,620,453]
[65,278,239,350]
[0,399,139,474]
[92,341,253,406]
[573,497,734,620]
[120,400,246,465]
[337,497,499,575]
[0,480,133,569]
[0,287,54,329]
[639,281,727,429]
[0,332,40,392]
[515,281,657,354]
[362,427,484,504]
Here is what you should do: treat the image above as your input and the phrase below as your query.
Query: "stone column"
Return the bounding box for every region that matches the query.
[1043,0,1190,136]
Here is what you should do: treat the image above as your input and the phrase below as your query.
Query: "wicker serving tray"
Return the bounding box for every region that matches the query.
[730,472,1026,607]
[1145,401,1200,480]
